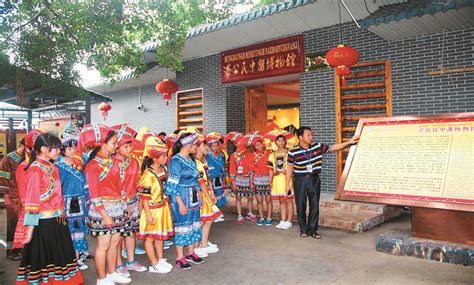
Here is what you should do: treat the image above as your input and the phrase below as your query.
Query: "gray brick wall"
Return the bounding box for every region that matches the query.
[301,24,474,193]
[176,54,246,134]
[91,84,177,134]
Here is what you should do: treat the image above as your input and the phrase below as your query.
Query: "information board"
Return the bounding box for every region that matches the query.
[336,113,474,212]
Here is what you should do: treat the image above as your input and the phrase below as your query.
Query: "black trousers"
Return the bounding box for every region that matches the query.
[293,174,321,235]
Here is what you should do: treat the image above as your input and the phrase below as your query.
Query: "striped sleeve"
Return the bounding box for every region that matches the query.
[322,143,331,153]
[287,149,295,165]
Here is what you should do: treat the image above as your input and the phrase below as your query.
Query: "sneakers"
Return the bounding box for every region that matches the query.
[276,220,292,229]
[106,272,131,284]
[185,252,204,264]
[246,213,258,223]
[196,245,219,255]
[116,264,130,278]
[175,258,192,270]
[207,241,218,248]
[275,221,285,229]
[126,260,147,272]
[257,218,265,226]
[282,221,293,230]
[135,245,146,255]
[265,218,272,226]
[96,278,114,285]
[78,260,88,270]
[149,261,172,274]
[121,248,128,259]
[236,215,244,225]
[193,247,209,258]
[79,251,94,261]
[214,215,225,223]
[164,240,174,247]
[158,259,173,270]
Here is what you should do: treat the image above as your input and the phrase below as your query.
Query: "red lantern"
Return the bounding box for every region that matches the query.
[98,102,112,121]
[156,79,179,106]
[326,45,359,86]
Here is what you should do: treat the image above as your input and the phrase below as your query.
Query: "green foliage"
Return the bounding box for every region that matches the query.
[0,0,237,86]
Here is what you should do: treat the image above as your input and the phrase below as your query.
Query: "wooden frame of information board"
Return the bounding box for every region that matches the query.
[335,112,474,212]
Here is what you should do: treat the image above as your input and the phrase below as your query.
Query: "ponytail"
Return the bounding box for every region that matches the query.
[87,146,101,163]
[141,156,154,174]
[24,150,36,171]
[171,140,183,157]
[24,132,61,170]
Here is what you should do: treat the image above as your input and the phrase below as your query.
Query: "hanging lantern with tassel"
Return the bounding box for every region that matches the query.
[98,102,112,121]
[325,44,359,86]
[156,79,179,106]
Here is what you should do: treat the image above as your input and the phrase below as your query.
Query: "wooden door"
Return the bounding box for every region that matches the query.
[245,87,267,133]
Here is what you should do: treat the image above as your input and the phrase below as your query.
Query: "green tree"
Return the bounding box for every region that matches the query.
[0,0,237,87]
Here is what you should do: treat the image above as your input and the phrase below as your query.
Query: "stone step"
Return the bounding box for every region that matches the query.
[222,192,401,232]
[319,208,385,232]
[321,192,388,213]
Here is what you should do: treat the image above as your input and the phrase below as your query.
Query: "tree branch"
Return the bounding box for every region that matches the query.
[0,8,44,47]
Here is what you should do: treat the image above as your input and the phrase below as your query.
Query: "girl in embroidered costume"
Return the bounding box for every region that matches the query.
[252,136,273,226]
[13,129,46,255]
[268,135,294,230]
[111,124,147,277]
[55,123,90,271]
[205,132,227,223]
[229,138,257,225]
[194,134,221,257]
[166,133,204,270]
[137,136,174,273]
[82,124,130,285]
[0,138,25,261]
[16,133,84,285]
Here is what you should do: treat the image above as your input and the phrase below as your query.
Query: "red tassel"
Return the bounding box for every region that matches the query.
[166,101,169,106]
[341,76,346,86]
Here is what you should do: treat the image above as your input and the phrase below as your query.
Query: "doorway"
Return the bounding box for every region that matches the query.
[245,80,300,133]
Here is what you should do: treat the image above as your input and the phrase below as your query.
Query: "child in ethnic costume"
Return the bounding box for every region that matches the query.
[56,123,90,270]
[137,136,174,273]
[16,133,84,285]
[194,134,221,257]
[253,136,273,226]
[268,134,294,230]
[111,124,147,276]
[229,139,257,225]
[166,133,204,270]
[205,133,227,222]
[82,124,130,285]
[13,129,46,252]
[0,139,25,260]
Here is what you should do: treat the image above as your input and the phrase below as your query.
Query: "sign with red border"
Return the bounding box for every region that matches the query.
[221,35,304,84]
[336,113,474,212]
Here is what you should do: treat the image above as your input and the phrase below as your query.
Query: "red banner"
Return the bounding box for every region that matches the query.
[221,35,304,84]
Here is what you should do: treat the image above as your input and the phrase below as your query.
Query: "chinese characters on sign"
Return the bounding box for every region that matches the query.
[221,35,304,83]
[341,117,474,208]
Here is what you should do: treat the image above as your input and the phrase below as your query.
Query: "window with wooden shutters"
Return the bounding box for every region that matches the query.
[176,88,204,132]
[335,60,392,185]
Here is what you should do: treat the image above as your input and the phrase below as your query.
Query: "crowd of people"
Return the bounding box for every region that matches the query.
[1,122,350,285]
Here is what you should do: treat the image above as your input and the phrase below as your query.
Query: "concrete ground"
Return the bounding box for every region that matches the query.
[0,209,473,285]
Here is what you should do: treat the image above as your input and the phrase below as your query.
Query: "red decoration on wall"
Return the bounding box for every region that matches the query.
[156,79,179,106]
[98,102,112,121]
[326,45,360,85]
